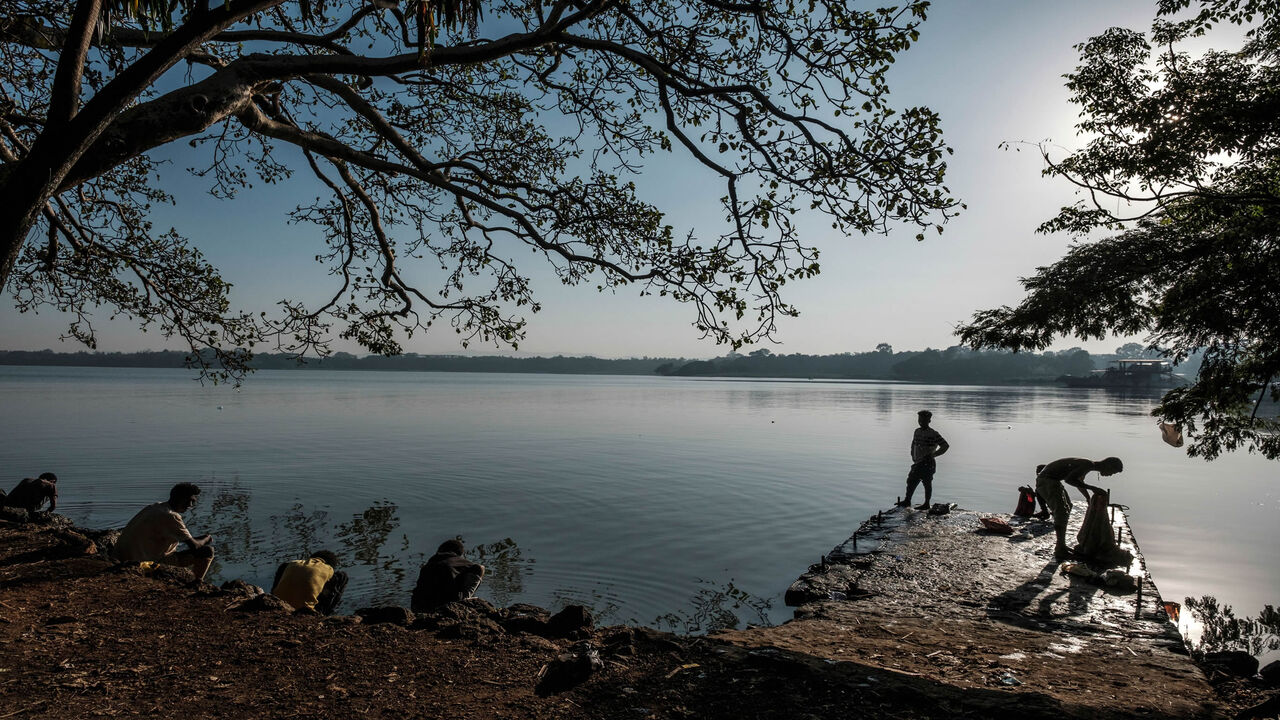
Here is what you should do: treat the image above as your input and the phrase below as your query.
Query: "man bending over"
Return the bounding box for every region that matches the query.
[1035,457,1123,561]
[272,550,348,615]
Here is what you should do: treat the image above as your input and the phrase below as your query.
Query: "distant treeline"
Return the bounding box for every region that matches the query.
[656,346,1097,384]
[0,345,1199,385]
[0,349,676,375]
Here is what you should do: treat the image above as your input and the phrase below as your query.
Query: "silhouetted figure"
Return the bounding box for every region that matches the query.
[1031,464,1052,520]
[271,550,348,615]
[1034,457,1123,561]
[895,410,949,510]
[115,483,215,582]
[411,539,485,611]
[1,472,58,514]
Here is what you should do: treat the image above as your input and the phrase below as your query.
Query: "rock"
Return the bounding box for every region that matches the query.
[535,642,603,696]
[219,579,264,598]
[356,606,415,626]
[1260,660,1280,685]
[1202,650,1259,678]
[547,605,593,638]
[602,628,636,655]
[437,617,504,640]
[1237,693,1280,719]
[232,594,292,613]
[501,606,551,636]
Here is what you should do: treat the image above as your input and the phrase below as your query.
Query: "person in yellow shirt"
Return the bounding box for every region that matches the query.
[271,550,348,615]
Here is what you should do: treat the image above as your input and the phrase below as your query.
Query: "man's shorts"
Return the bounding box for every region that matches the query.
[158,546,212,569]
[1035,476,1072,528]
[907,457,937,482]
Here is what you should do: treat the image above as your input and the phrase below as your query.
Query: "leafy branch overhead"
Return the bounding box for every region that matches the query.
[0,0,958,379]
[958,0,1280,460]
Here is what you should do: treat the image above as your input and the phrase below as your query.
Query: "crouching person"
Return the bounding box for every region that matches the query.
[271,550,348,615]
[1,472,59,514]
[115,482,215,583]
[411,539,485,612]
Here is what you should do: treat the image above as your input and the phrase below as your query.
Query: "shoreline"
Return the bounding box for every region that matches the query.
[2,507,1275,718]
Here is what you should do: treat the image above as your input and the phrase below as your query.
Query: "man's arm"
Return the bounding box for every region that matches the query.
[316,571,349,615]
[1062,463,1102,501]
[272,562,289,593]
[184,534,213,550]
[932,434,950,458]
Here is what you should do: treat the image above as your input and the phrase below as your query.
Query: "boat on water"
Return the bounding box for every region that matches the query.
[1059,358,1187,389]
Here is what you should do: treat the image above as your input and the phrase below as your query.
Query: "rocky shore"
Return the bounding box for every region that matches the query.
[1,508,1273,719]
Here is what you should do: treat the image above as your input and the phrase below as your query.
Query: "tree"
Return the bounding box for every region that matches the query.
[1114,342,1148,359]
[958,0,1280,459]
[875,342,892,354]
[0,0,958,379]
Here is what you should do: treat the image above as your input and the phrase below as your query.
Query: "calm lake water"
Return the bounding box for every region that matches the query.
[2,366,1276,651]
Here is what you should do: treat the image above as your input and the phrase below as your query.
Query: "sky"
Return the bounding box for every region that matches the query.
[0,1,1174,359]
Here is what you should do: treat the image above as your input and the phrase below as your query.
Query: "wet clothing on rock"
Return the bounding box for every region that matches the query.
[1,477,57,513]
[271,558,348,615]
[411,551,485,611]
[1075,491,1133,567]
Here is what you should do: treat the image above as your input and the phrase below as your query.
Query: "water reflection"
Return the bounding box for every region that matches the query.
[182,481,254,578]
[336,502,408,604]
[1184,596,1280,658]
[468,537,528,608]
[651,578,774,634]
[270,504,332,560]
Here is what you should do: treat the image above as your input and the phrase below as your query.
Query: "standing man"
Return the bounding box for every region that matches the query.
[115,482,215,583]
[1035,457,1124,561]
[896,410,949,510]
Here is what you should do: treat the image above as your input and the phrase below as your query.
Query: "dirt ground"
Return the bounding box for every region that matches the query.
[0,512,1273,719]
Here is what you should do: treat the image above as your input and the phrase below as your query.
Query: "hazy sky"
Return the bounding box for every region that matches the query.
[0,1,1171,359]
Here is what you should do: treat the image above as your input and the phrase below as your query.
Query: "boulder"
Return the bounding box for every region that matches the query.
[356,606,415,626]
[1258,659,1280,685]
[546,605,593,638]
[232,594,292,613]
[219,579,264,598]
[535,642,603,696]
[1202,650,1259,678]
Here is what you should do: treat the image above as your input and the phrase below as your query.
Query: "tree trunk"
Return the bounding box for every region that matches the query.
[0,160,59,293]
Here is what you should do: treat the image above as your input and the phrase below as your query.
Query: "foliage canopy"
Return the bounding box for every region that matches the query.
[958,0,1280,460]
[0,0,958,378]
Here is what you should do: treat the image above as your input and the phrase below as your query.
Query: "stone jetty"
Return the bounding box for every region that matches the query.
[714,501,1225,718]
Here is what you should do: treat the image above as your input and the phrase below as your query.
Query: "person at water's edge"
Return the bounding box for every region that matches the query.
[411,539,486,611]
[1035,457,1123,561]
[896,410,949,510]
[114,482,216,583]
[272,550,348,615]
[0,472,58,514]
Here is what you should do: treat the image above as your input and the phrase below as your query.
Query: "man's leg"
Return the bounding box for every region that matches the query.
[900,473,920,507]
[457,566,485,601]
[163,545,215,582]
[917,476,932,510]
[1037,478,1072,560]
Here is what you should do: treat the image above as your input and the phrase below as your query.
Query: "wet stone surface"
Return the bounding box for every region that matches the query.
[714,503,1225,719]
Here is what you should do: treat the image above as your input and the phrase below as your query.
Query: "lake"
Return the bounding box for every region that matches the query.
[1,366,1275,655]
